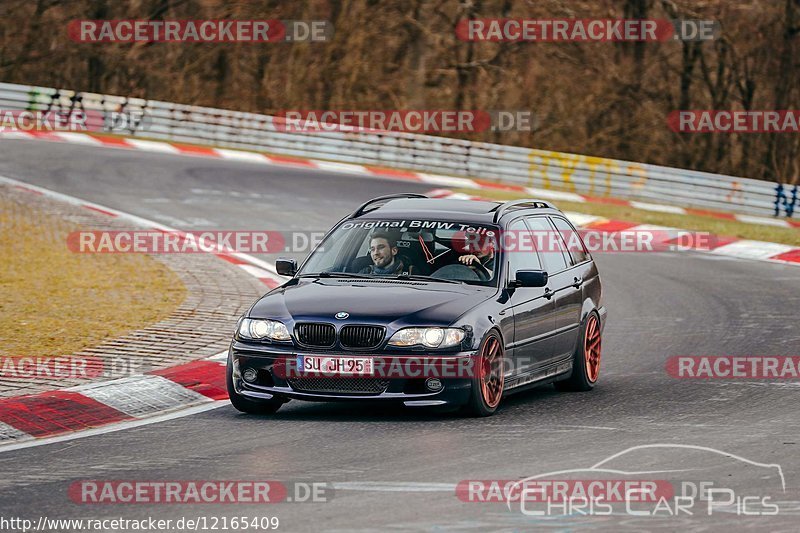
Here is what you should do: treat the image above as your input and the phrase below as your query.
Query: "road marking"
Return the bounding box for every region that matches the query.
[711,240,795,260]
[418,174,476,188]
[525,187,586,203]
[69,375,213,418]
[125,138,181,154]
[332,482,456,492]
[214,148,271,163]
[0,402,228,454]
[208,351,229,362]
[53,132,104,145]
[314,161,371,174]
[0,422,33,443]
[629,201,687,214]
[562,211,603,227]
[239,264,276,279]
[736,214,793,228]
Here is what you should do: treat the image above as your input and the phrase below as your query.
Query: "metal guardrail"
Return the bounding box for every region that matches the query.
[0,81,796,219]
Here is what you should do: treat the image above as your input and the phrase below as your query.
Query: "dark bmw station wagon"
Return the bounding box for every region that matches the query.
[227,193,606,416]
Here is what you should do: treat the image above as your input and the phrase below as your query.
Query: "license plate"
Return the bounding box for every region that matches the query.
[297,355,374,375]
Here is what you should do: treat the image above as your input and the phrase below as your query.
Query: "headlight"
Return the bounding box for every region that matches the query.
[388,327,465,348]
[238,318,291,341]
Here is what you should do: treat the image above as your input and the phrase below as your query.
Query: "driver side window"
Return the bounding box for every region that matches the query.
[507,219,542,279]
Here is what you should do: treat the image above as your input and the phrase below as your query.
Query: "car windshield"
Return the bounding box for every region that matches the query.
[297,218,501,286]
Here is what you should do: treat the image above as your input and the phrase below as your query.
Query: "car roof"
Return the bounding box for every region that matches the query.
[353,197,564,224]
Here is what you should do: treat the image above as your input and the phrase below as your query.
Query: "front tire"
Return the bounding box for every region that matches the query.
[555,311,602,392]
[226,354,286,414]
[463,330,505,417]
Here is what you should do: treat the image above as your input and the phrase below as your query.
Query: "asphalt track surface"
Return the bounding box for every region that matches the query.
[1,139,800,531]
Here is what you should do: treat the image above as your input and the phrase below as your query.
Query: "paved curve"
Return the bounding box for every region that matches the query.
[1,140,800,530]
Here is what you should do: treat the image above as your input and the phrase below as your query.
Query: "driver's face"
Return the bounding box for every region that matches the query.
[369,238,396,268]
[469,240,494,258]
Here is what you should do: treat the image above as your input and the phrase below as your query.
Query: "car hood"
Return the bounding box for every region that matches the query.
[249,278,495,326]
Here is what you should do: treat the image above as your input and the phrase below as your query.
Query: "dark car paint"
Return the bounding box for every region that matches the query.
[230,198,606,407]
[249,279,495,336]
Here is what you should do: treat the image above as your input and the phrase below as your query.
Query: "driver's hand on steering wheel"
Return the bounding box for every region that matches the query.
[459,254,479,266]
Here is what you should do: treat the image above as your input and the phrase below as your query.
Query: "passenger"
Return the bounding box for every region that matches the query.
[359,232,410,275]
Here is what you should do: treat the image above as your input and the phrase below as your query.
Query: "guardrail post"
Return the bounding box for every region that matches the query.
[26,88,38,112]
[774,183,786,217]
[49,89,58,113]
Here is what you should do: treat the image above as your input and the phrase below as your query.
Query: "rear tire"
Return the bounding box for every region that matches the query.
[555,311,602,392]
[463,331,505,417]
[226,354,286,414]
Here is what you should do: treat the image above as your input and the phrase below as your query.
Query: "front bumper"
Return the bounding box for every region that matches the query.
[230,342,474,406]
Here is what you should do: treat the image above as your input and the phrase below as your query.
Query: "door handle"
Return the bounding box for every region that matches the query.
[544,287,553,299]
[573,276,583,288]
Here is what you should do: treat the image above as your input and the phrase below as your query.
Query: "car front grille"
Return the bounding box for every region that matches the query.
[295,323,336,348]
[288,377,390,395]
[340,325,385,349]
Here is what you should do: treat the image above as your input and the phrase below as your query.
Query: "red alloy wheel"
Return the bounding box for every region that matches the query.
[584,314,602,383]
[480,336,504,408]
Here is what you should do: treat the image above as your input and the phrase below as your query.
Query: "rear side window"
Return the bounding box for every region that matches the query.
[525,216,568,274]
[551,216,589,265]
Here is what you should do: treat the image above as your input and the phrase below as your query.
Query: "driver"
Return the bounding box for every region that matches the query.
[458,237,495,276]
[359,232,410,276]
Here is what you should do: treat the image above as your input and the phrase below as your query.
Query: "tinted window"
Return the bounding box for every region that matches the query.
[551,216,589,265]
[525,216,568,274]
[507,219,541,277]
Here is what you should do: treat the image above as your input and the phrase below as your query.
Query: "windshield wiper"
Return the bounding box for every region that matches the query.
[297,272,376,279]
[392,273,465,284]
[298,272,465,284]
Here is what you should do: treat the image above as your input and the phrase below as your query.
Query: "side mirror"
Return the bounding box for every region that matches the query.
[275,258,297,276]
[511,270,548,288]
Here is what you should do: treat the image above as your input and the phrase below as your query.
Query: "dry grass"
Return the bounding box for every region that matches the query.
[0,194,186,357]
[454,188,800,247]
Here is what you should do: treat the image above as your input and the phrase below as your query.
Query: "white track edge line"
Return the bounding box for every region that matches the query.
[0,401,229,453]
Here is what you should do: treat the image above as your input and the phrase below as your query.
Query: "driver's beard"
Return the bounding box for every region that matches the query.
[373,257,396,274]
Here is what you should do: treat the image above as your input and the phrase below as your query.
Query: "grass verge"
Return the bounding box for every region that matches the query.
[0,193,186,357]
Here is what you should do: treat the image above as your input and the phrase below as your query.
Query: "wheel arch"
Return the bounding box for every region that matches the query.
[580,296,602,326]
[463,316,505,352]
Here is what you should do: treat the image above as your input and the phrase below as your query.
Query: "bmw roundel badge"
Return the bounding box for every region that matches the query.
[335,312,349,320]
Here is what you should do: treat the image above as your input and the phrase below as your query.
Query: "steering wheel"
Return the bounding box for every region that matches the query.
[431,263,480,282]
[471,260,491,281]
